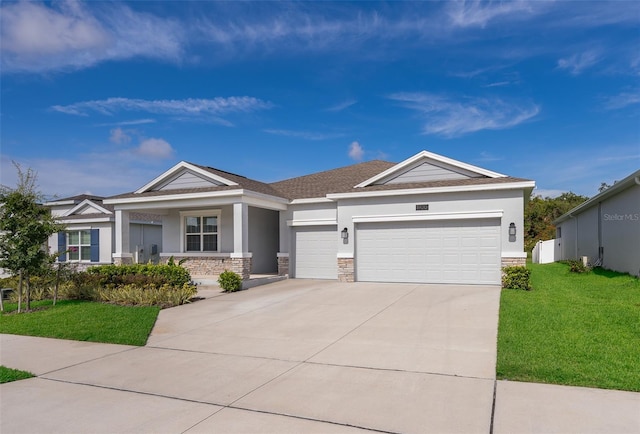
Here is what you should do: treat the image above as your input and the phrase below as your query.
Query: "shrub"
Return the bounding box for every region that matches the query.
[218,270,242,292]
[502,266,532,291]
[87,263,192,287]
[96,283,197,308]
[563,259,591,274]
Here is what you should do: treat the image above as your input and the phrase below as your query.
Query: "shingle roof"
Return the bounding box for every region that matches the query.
[55,194,106,203]
[191,164,285,197]
[270,160,396,199]
[106,158,534,202]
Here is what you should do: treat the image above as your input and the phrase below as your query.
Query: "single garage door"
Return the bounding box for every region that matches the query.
[356,219,501,284]
[293,226,338,279]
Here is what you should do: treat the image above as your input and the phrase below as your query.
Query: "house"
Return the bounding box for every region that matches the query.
[103,150,534,285]
[554,170,640,277]
[45,195,163,270]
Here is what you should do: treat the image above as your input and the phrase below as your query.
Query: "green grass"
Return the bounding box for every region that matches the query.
[0,366,35,384]
[0,300,160,346]
[497,262,640,392]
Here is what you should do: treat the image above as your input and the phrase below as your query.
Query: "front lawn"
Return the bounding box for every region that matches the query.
[497,262,640,392]
[0,300,159,346]
[0,366,34,384]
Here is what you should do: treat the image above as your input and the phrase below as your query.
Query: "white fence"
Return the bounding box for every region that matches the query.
[532,239,558,264]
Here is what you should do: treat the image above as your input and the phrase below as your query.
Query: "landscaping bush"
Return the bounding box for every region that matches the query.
[218,270,242,292]
[87,263,192,287]
[96,283,197,308]
[563,259,591,274]
[502,266,532,291]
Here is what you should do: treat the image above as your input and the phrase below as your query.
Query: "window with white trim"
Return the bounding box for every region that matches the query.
[68,230,91,261]
[184,214,219,252]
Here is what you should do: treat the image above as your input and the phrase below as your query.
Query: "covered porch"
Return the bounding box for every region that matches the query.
[105,191,289,284]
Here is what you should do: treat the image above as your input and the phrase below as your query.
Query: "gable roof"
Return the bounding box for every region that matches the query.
[45,194,106,207]
[108,161,285,201]
[106,150,534,203]
[63,198,113,217]
[355,150,506,188]
[554,169,640,224]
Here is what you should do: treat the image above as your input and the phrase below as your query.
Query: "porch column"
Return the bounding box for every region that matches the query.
[231,202,251,280]
[277,210,289,276]
[113,209,133,264]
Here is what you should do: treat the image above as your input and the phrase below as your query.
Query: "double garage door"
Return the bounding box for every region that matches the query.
[293,219,501,284]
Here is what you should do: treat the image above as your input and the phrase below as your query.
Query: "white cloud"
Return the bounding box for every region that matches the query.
[1,0,185,73]
[52,97,273,118]
[388,92,540,137]
[326,99,357,112]
[348,141,364,161]
[109,127,131,144]
[0,152,167,198]
[446,0,543,28]
[136,138,174,159]
[557,50,601,75]
[603,90,640,110]
[96,118,156,127]
[263,129,345,141]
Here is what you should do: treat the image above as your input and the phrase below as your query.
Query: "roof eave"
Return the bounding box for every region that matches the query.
[327,180,536,200]
[554,169,640,225]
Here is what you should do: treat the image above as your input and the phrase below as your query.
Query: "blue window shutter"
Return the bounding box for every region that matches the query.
[57,232,66,262]
[90,229,100,262]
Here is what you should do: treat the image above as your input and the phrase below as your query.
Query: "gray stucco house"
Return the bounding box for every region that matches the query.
[102,150,534,285]
[554,170,640,277]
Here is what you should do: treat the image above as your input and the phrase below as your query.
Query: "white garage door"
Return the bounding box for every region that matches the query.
[356,219,501,284]
[293,226,338,279]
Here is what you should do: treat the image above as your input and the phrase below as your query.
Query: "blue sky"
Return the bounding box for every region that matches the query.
[1,0,638,199]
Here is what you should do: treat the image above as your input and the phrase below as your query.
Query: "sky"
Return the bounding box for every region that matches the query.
[1,0,639,200]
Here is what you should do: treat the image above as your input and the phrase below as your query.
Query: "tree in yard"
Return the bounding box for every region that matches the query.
[524,191,588,252]
[0,163,64,312]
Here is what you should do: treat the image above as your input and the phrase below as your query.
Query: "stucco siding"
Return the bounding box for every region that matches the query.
[575,205,599,263]
[130,223,162,263]
[289,202,337,222]
[601,185,640,276]
[336,189,525,257]
[248,206,278,273]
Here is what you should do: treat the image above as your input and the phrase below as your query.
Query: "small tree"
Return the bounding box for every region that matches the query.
[0,163,64,312]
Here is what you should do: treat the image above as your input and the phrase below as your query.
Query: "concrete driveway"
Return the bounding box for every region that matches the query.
[2,280,639,433]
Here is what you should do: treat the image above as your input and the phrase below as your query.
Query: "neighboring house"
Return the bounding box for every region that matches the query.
[554,170,640,277]
[104,150,534,285]
[45,195,163,270]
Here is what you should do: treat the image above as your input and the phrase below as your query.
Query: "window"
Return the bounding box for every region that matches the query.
[68,230,91,261]
[185,215,218,252]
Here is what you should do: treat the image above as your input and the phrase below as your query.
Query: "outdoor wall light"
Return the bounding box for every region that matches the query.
[509,222,516,237]
[341,227,349,239]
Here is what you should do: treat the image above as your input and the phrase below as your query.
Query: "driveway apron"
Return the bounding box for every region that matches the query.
[1,280,501,433]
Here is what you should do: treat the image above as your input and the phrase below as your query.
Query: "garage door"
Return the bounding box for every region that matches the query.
[356,219,500,284]
[293,226,338,279]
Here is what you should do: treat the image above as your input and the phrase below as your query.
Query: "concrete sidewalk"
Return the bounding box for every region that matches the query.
[1,280,639,433]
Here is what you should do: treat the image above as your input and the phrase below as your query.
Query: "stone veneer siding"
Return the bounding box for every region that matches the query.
[231,257,252,281]
[164,256,234,277]
[277,256,289,277]
[113,256,133,265]
[501,257,526,267]
[337,258,355,283]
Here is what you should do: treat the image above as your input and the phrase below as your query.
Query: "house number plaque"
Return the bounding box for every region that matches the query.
[415,204,429,211]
